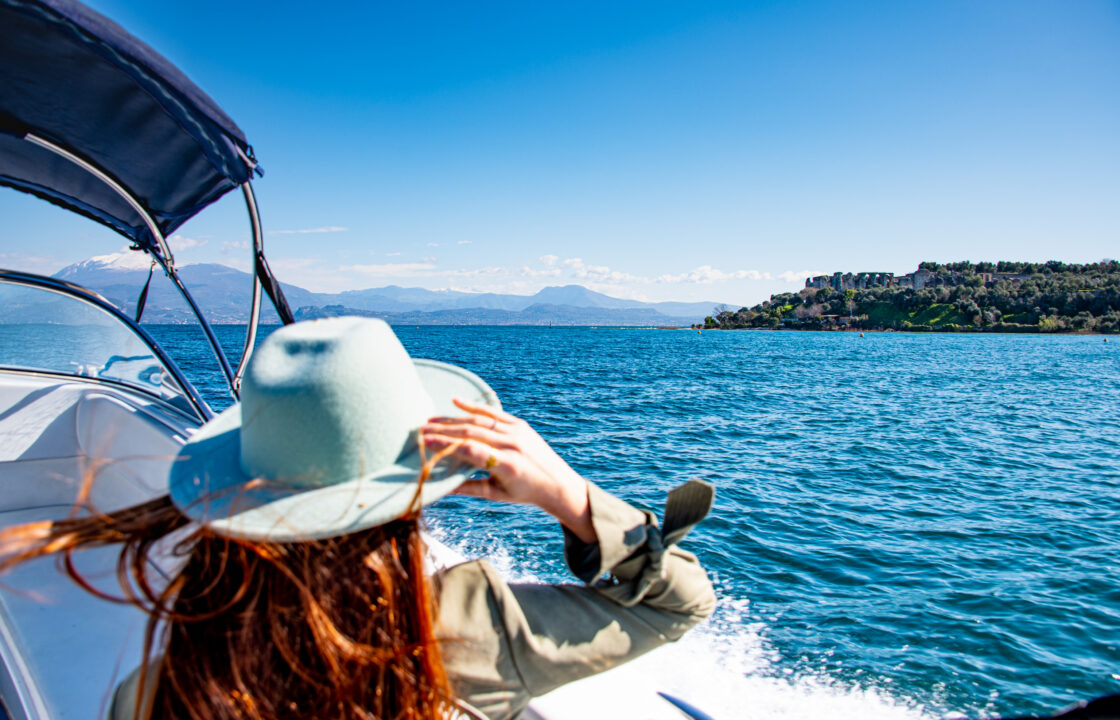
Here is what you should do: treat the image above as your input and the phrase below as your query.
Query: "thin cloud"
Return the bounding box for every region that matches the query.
[343,262,438,276]
[457,240,471,245]
[560,257,648,284]
[1,252,66,275]
[268,226,348,235]
[167,234,208,250]
[444,266,505,279]
[778,269,825,284]
[449,280,538,295]
[275,261,510,291]
[657,266,771,284]
[520,265,563,279]
[532,255,766,289]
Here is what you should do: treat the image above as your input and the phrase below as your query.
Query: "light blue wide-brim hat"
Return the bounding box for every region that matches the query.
[169,317,499,541]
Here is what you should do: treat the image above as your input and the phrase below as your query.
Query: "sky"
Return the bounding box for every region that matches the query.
[3,0,1119,307]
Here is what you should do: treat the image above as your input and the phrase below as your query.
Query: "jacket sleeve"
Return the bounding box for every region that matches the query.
[435,480,716,719]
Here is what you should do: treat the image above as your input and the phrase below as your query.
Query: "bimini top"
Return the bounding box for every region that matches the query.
[0,0,259,252]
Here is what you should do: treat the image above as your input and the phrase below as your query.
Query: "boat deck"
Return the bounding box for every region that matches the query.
[0,372,192,720]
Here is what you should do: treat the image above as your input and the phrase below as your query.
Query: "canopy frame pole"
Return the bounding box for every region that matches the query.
[23,132,239,401]
[25,133,178,271]
[234,182,265,391]
[151,253,237,396]
[233,181,296,391]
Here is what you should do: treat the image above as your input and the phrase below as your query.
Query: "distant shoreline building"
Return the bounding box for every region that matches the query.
[805,271,899,291]
[806,267,1035,292]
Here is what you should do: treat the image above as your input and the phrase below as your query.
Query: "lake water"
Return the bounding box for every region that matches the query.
[147,325,1120,719]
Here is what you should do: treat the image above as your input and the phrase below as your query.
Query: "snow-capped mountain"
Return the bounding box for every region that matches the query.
[61,251,153,273]
[52,256,719,325]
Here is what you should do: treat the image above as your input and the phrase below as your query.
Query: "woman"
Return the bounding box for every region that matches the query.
[0,317,715,720]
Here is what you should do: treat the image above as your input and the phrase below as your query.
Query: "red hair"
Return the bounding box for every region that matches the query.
[0,451,459,719]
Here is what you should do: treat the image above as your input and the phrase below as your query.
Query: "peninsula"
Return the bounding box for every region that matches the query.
[701,261,1120,334]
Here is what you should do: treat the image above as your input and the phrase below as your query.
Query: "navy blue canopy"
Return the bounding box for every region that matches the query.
[0,0,259,251]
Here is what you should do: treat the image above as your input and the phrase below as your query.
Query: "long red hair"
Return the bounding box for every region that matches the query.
[0,458,458,719]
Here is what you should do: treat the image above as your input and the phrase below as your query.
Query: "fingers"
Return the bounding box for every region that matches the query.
[421,421,512,449]
[425,414,500,431]
[422,434,512,476]
[427,399,520,441]
[453,478,505,502]
[451,396,518,424]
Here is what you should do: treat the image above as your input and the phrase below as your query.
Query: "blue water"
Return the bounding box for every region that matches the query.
[148,325,1120,718]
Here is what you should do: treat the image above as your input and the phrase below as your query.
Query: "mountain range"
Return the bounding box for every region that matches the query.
[52,253,719,326]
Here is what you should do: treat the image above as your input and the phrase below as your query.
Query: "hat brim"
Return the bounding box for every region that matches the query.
[169,359,499,541]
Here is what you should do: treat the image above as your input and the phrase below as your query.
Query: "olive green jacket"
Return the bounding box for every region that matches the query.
[437,480,716,718]
[110,481,716,720]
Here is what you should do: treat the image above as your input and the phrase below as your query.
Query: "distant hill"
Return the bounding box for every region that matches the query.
[705,260,1120,333]
[298,303,695,326]
[54,255,317,323]
[53,253,718,326]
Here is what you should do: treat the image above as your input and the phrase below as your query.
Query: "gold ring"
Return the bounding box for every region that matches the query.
[485,454,498,470]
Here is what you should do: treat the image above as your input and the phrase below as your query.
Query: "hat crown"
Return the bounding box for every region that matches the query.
[239,317,433,487]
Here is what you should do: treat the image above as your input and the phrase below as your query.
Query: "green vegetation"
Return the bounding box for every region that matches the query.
[701,260,1120,333]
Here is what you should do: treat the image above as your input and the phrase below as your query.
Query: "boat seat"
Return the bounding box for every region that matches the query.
[0,374,190,516]
[0,374,195,719]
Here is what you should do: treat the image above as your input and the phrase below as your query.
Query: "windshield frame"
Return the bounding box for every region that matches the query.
[0,269,213,423]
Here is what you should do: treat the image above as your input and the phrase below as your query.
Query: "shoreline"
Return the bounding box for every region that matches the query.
[692,326,1116,336]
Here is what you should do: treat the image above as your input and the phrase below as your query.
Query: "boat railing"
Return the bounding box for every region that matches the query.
[0,270,212,423]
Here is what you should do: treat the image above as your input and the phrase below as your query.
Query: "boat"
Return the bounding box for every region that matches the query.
[0,0,299,716]
[0,2,702,718]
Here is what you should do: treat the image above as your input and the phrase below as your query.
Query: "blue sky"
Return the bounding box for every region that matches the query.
[3,0,1119,306]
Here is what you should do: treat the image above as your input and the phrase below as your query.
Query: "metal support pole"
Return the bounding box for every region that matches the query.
[25,134,177,270]
[151,251,237,394]
[233,181,265,392]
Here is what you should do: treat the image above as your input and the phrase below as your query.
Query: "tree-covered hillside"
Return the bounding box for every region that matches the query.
[703,261,1120,333]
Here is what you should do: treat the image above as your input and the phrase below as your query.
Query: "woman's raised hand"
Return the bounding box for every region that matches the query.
[421,398,596,543]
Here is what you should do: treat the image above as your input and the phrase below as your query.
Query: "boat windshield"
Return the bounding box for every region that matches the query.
[0,278,197,417]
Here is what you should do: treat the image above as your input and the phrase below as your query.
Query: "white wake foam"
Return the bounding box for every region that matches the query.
[534,598,931,719]
[428,524,936,719]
